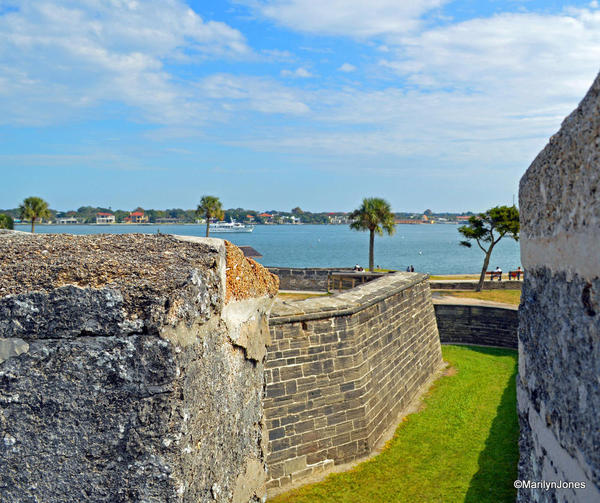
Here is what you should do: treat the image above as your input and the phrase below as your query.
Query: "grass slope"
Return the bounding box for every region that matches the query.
[434,290,521,306]
[269,345,518,503]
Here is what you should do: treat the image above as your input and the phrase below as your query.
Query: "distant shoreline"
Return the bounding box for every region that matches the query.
[14,222,458,227]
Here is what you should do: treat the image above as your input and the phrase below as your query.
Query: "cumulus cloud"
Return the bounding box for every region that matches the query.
[226,6,600,176]
[241,0,447,37]
[338,63,356,72]
[0,0,251,125]
[281,67,313,78]
[382,8,600,98]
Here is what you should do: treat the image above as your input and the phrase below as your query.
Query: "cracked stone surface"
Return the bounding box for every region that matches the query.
[518,72,600,502]
[0,232,275,502]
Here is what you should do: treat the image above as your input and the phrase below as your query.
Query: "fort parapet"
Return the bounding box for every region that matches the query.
[518,73,600,501]
[0,232,278,503]
[265,272,443,492]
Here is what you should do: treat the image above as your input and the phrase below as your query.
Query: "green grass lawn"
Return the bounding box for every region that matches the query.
[433,289,521,306]
[428,275,480,280]
[277,292,330,301]
[269,345,518,503]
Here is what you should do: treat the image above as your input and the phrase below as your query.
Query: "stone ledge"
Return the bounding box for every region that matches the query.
[269,272,427,325]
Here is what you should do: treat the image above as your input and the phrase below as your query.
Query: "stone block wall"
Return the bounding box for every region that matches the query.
[517,73,600,502]
[0,232,278,503]
[268,267,352,291]
[264,273,443,492]
[429,280,522,290]
[434,304,518,348]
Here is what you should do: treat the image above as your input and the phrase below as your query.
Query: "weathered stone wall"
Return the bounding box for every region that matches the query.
[434,304,518,348]
[264,273,443,493]
[268,267,352,291]
[430,280,522,290]
[0,232,278,503]
[517,73,600,502]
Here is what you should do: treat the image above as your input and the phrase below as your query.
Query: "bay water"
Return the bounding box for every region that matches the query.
[25,223,521,275]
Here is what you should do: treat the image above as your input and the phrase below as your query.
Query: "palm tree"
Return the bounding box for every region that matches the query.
[349,197,396,271]
[19,196,51,233]
[196,195,224,237]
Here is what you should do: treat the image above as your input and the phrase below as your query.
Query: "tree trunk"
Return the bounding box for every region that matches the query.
[369,229,375,271]
[476,247,493,292]
[205,218,210,238]
[31,218,35,234]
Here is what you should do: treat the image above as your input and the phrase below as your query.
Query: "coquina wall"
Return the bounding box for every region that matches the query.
[434,304,518,348]
[268,267,352,291]
[0,232,278,503]
[430,280,522,290]
[518,73,600,502]
[265,273,443,493]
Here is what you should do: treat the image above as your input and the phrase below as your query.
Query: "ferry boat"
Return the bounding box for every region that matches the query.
[209,220,254,233]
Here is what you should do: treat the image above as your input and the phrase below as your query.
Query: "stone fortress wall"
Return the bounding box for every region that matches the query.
[268,267,351,291]
[434,304,518,348]
[517,73,600,502]
[264,272,443,492]
[429,280,523,290]
[0,232,278,503]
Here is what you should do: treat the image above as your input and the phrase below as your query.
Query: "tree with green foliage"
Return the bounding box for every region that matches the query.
[196,195,224,237]
[458,205,520,292]
[349,197,396,271]
[19,196,51,233]
[0,213,14,230]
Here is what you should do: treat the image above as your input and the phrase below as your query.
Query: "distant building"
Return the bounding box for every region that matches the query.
[56,216,79,224]
[155,217,183,224]
[96,212,115,224]
[327,213,349,225]
[126,211,148,224]
[259,213,274,223]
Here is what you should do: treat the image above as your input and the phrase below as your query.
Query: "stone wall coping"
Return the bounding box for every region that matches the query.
[269,272,427,325]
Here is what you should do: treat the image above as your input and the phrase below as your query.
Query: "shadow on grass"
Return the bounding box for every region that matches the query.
[464,349,518,503]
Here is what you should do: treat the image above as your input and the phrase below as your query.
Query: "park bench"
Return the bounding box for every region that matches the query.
[484,270,524,280]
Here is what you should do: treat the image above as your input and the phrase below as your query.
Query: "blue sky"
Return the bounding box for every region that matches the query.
[1,0,599,212]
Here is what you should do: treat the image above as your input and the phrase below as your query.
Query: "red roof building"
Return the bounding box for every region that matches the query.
[128,211,148,224]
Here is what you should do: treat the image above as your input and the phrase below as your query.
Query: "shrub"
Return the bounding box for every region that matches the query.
[0,213,14,230]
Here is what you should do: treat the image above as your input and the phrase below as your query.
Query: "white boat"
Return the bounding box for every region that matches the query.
[209,220,254,233]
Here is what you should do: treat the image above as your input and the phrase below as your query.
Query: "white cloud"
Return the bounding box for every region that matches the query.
[224,6,600,175]
[261,48,295,61]
[242,0,447,38]
[382,8,600,100]
[0,0,251,125]
[281,67,313,78]
[338,63,356,72]
[198,74,310,115]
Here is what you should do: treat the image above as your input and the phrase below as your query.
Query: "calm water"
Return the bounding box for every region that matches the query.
[23,223,521,274]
